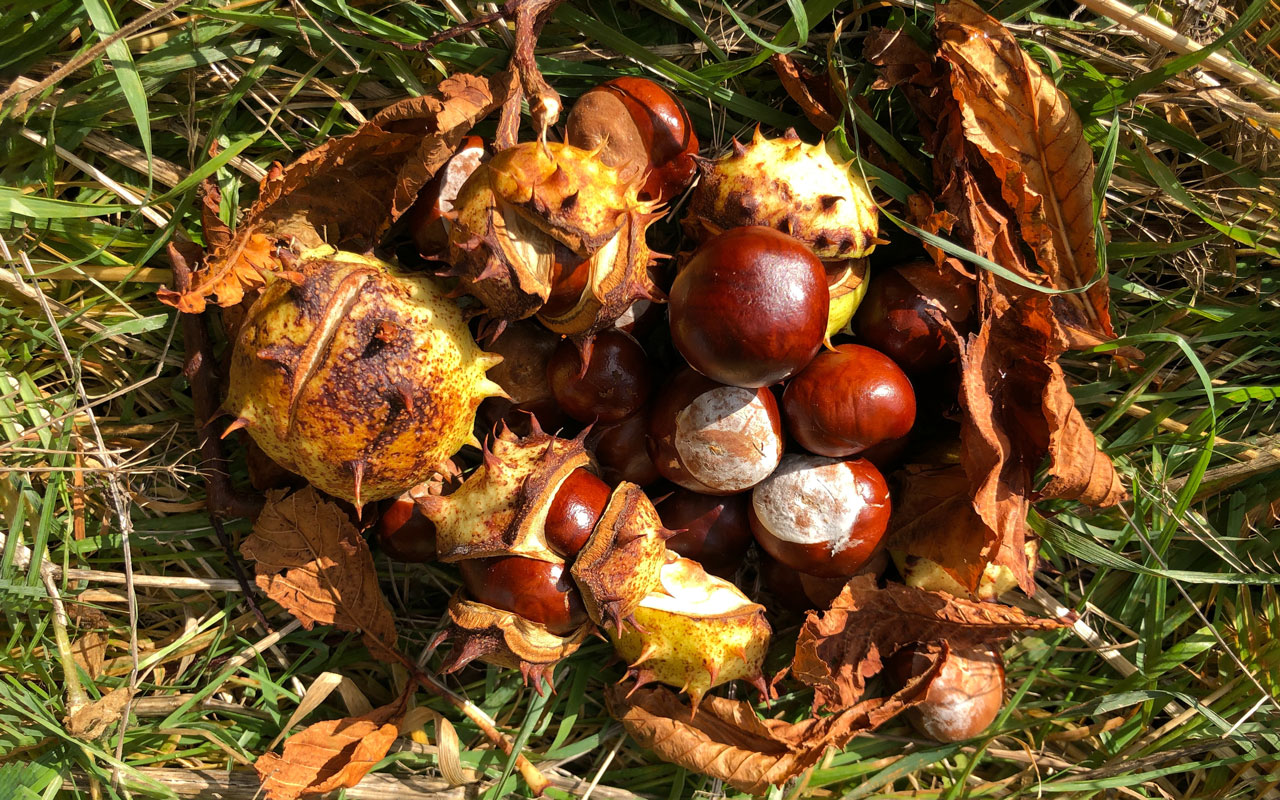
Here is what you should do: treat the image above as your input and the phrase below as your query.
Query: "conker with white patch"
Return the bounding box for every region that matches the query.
[546,329,653,424]
[888,643,1006,742]
[403,136,487,259]
[669,227,828,388]
[748,454,890,578]
[782,343,916,457]
[647,368,783,495]
[656,488,753,579]
[457,556,588,635]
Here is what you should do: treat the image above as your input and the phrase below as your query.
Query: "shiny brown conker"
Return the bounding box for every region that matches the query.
[457,556,588,635]
[566,77,699,202]
[854,262,976,374]
[669,227,828,388]
[546,330,653,423]
[647,368,784,495]
[748,454,891,578]
[888,643,1006,742]
[544,468,611,559]
[403,136,487,259]
[541,244,591,319]
[586,412,661,487]
[655,488,753,579]
[781,343,916,457]
[375,493,437,563]
[477,320,568,436]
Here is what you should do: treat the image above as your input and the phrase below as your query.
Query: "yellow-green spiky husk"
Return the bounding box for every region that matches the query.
[686,130,879,259]
[611,556,771,707]
[225,251,503,506]
[413,426,592,563]
[449,141,662,332]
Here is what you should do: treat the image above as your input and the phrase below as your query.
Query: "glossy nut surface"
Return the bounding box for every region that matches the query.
[544,468,611,558]
[888,643,1006,742]
[647,368,783,495]
[457,556,588,635]
[655,488,753,579]
[375,493,437,562]
[782,343,916,457]
[547,330,653,423]
[403,136,487,259]
[749,454,891,578]
[541,244,591,318]
[477,320,567,436]
[586,412,660,487]
[485,320,559,406]
[567,77,698,202]
[854,262,976,374]
[669,227,828,388]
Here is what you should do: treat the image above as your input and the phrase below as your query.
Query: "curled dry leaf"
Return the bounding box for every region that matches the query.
[770,54,841,133]
[66,686,136,740]
[936,0,1114,342]
[866,2,1126,594]
[791,576,1064,713]
[159,72,512,314]
[241,486,398,660]
[70,604,111,680]
[886,463,992,592]
[607,661,940,797]
[256,697,405,800]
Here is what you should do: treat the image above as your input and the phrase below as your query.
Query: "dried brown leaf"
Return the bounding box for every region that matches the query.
[869,7,1127,594]
[1040,363,1128,506]
[256,699,403,800]
[771,54,840,133]
[887,463,993,591]
[159,72,511,314]
[608,666,938,797]
[67,686,135,740]
[70,605,111,680]
[792,576,1063,712]
[936,0,1114,341]
[241,486,398,659]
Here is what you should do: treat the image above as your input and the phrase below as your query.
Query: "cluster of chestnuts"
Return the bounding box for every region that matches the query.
[224,76,1004,740]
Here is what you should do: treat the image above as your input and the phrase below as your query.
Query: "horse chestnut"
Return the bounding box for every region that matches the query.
[566,76,698,202]
[403,136,487,259]
[544,468,611,559]
[478,320,567,435]
[854,262,976,374]
[749,454,890,578]
[375,493,437,562]
[647,368,783,495]
[669,227,828,388]
[655,488,753,579]
[546,329,653,423]
[781,343,916,457]
[888,643,1006,742]
[457,556,588,635]
[586,412,661,487]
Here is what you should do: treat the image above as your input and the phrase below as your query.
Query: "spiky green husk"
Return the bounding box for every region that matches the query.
[448,141,663,335]
[611,555,771,708]
[225,250,503,506]
[413,425,592,563]
[687,129,879,259]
